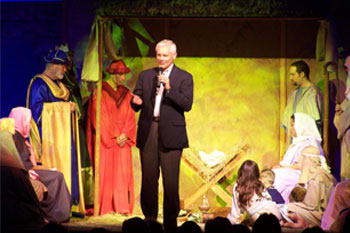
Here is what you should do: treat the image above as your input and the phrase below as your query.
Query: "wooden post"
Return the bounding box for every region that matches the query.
[279,20,287,160]
[323,63,331,160]
[93,19,104,216]
[323,62,337,161]
[74,111,85,215]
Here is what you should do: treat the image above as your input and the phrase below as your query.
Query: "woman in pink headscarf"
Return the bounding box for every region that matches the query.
[9,107,72,223]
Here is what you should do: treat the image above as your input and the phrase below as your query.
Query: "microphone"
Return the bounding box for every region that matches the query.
[158,67,163,88]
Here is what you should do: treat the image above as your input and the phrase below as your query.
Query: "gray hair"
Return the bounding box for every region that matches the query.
[155,39,177,54]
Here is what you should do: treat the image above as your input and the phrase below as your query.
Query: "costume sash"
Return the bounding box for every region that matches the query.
[41,102,72,192]
[26,74,70,106]
[26,74,70,162]
[39,74,70,100]
[102,83,128,108]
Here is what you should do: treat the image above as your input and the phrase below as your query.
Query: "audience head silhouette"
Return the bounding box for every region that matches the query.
[178,221,202,233]
[145,218,164,233]
[252,213,281,233]
[205,216,232,233]
[301,226,325,233]
[122,217,149,233]
[231,224,251,233]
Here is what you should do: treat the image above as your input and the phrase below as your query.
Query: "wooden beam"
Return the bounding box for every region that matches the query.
[93,19,104,216]
[183,152,244,209]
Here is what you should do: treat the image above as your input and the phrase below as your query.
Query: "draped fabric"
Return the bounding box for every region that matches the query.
[62,65,94,206]
[280,113,324,167]
[81,20,118,82]
[27,75,69,137]
[321,179,350,230]
[274,113,326,203]
[26,74,70,162]
[0,131,46,232]
[41,102,72,191]
[286,155,336,227]
[4,107,72,223]
[334,65,350,180]
[86,82,136,215]
[0,130,25,169]
[9,107,37,166]
[27,75,85,214]
[13,131,72,223]
[0,118,15,137]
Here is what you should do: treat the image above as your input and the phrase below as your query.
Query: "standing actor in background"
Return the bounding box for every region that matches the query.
[59,44,94,207]
[334,55,350,181]
[282,60,323,146]
[27,48,84,215]
[86,60,136,215]
[131,39,194,232]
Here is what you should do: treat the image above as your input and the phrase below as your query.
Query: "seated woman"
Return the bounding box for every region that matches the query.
[227,160,281,225]
[0,130,47,232]
[8,107,72,223]
[282,154,336,228]
[273,112,326,203]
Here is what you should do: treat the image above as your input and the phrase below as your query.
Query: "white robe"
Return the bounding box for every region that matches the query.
[227,183,281,224]
[274,113,324,203]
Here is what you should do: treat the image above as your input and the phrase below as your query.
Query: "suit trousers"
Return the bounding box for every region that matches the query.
[140,120,182,231]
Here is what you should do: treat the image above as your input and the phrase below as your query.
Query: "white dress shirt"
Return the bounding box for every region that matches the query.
[153,64,173,117]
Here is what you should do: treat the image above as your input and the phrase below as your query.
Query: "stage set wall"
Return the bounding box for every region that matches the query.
[1,1,348,215]
[92,17,347,213]
[118,57,346,215]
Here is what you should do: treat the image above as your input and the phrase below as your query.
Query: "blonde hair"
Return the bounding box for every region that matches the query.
[260,169,275,188]
[289,186,307,202]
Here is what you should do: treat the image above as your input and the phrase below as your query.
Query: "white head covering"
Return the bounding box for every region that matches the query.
[344,55,350,100]
[280,112,324,166]
[292,112,322,146]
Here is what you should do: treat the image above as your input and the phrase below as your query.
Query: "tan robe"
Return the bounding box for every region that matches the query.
[334,98,350,181]
[286,155,336,227]
[287,179,334,226]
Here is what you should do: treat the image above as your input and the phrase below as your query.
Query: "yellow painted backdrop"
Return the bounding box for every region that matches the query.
[102,57,341,216]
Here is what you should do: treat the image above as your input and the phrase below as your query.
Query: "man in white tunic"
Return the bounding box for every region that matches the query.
[282,60,323,146]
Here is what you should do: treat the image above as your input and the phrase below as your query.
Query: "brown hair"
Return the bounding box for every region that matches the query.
[235,160,264,206]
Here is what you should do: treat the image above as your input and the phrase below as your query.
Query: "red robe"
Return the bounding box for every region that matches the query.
[86,82,136,215]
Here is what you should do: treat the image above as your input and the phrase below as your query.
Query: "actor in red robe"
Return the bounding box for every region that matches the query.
[86,60,136,215]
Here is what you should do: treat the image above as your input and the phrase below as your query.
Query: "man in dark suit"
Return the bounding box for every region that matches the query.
[131,39,193,232]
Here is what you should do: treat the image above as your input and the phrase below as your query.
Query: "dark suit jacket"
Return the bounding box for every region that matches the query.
[130,65,193,150]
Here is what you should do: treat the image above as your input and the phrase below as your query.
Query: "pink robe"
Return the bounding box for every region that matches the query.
[86,82,136,215]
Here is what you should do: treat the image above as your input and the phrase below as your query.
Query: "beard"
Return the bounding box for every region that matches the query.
[54,71,64,80]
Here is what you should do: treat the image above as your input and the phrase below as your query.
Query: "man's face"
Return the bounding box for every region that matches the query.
[111,73,125,86]
[52,64,67,80]
[156,46,176,70]
[289,66,303,87]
